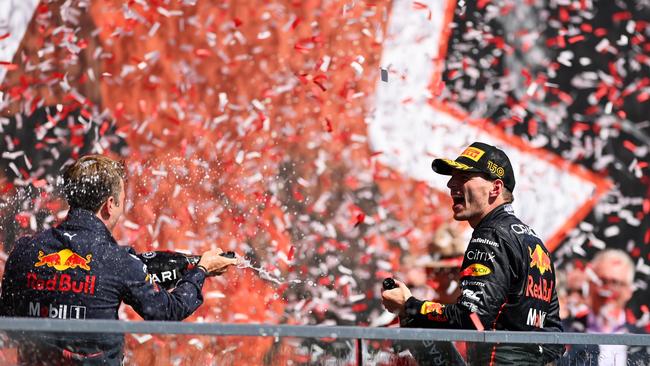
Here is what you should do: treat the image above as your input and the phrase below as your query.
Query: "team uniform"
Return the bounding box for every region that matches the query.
[401,204,564,365]
[1,208,207,365]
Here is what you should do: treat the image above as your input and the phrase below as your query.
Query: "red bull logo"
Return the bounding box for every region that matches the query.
[34,249,92,271]
[526,275,553,302]
[529,244,551,275]
[420,301,447,322]
[460,263,492,277]
[26,272,96,295]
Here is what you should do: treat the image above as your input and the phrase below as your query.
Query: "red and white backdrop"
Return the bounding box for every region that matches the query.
[0,0,649,363]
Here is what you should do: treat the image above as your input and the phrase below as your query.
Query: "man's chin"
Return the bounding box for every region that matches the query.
[452,212,466,221]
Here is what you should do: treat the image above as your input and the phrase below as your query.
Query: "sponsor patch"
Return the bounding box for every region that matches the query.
[465,249,495,262]
[28,301,87,319]
[460,147,485,162]
[461,280,486,287]
[62,233,77,240]
[470,237,499,248]
[420,301,447,322]
[487,160,505,178]
[140,251,157,259]
[511,224,541,239]
[526,308,547,328]
[462,289,483,303]
[526,275,553,302]
[26,272,96,295]
[529,244,552,275]
[460,263,492,277]
[34,249,92,271]
[149,269,179,284]
[461,300,479,313]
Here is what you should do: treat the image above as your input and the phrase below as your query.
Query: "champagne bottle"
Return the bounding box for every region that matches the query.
[137,251,201,290]
[382,278,398,290]
[137,251,236,289]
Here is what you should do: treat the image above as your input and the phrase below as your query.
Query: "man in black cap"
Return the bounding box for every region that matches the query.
[382,142,564,365]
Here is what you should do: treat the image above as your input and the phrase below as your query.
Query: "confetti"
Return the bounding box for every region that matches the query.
[380,67,388,82]
[0,0,648,363]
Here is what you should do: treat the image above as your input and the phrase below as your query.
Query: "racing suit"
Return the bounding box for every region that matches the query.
[1,208,207,365]
[401,204,564,365]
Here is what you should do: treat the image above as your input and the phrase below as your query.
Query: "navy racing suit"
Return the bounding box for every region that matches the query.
[1,208,207,365]
[401,204,564,365]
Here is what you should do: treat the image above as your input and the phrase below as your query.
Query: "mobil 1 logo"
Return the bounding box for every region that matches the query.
[29,301,87,319]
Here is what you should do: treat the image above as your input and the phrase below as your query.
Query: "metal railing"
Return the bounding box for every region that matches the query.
[0,317,649,346]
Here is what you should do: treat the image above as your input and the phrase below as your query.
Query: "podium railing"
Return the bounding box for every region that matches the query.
[0,317,648,365]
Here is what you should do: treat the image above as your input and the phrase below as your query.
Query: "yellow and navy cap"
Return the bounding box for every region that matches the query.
[431,142,516,191]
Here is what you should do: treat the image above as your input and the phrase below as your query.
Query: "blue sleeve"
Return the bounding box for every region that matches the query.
[0,236,32,317]
[119,248,206,321]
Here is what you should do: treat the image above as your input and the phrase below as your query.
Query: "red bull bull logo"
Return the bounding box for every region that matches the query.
[529,244,552,275]
[460,263,492,277]
[34,249,92,271]
[420,301,447,322]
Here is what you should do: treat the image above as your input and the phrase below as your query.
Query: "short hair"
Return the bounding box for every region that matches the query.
[62,155,126,213]
[481,173,514,203]
[591,249,635,285]
[502,187,514,203]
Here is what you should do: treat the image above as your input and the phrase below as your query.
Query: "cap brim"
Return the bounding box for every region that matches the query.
[431,158,480,175]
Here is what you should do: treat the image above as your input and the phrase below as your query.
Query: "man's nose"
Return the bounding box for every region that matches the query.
[446,176,455,189]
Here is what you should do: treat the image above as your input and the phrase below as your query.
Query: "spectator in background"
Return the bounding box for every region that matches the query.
[557,262,589,321]
[424,222,467,304]
[560,249,649,365]
[381,225,467,366]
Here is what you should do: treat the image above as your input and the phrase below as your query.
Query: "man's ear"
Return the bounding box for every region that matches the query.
[490,179,504,199]
[99,196,114,219]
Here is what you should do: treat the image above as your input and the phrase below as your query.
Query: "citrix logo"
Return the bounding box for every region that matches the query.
[465,249,495,262]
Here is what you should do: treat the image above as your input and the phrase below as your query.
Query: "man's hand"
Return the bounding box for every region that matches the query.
[197,249,238,276]
[381,279,413,315]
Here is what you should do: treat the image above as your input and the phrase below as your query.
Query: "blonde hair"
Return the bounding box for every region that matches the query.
[62,155,126,212]
[591,249,635,285]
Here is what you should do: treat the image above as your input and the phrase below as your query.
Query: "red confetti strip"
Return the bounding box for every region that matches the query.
[290,18,301,30]
[194,48,211,58]
[0,61,18,70]
[0,33,10,40]
[323,118,333,132]
[626,308,636,324]
[351,303,367,312]
[568,35,584,44]
[612,11,632,21]
[623,140,638,153]
[32,179,47,188]
[15,213,30,228]
[354,213,365,227]
[412,1,428,10]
